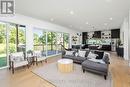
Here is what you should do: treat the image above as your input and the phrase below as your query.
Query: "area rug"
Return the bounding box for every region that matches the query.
[33,62,112,87]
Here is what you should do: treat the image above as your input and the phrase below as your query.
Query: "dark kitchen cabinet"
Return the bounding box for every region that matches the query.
[111,29,120,38]
[82,32,88,44]
[93,31,101,38]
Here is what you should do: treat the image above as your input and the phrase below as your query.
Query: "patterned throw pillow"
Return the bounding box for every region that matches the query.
[75,52,79,57]
[87,52,97,59]
[65,51,74,56]
[78,50,86,57]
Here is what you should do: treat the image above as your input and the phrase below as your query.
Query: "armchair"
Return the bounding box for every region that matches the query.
[33,51,47,65]
[9,52,29,74]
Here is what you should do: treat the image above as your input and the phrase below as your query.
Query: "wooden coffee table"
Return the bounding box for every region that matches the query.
[58,59,73,73]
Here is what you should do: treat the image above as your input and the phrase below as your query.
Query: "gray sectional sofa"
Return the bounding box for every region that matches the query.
[62,49,90,64]
[62,49,110,80]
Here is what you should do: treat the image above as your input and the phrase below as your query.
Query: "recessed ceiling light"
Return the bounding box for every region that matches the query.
[70,11,74,15]
[109,17,113,20]
[50,18,54,21]
[69,25,73,27]
[85,22,89,24]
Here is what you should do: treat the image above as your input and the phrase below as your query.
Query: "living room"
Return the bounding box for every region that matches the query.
[0,0,130,87]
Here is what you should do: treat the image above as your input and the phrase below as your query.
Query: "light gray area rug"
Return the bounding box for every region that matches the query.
[33,62,112,87]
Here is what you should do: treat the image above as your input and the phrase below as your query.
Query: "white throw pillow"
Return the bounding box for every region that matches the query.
[75,52,79,57]
[65,51,74,56]
[78,50,86,57]
[87,52,97,59]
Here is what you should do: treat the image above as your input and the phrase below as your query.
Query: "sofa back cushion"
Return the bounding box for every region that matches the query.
[94,51,104,59]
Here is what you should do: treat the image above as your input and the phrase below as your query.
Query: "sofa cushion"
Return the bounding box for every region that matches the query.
[94,51,104,59]
[62,55,86,62]
[74,56,86,61]
[82,60,107,73]
[62,55,75,59]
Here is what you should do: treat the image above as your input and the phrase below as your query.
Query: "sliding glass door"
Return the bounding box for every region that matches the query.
[0,22,26,68]
[8,24,26,54]
[0,22,7,67]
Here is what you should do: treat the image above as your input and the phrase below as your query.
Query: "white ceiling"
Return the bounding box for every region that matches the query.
[15,0,130,32]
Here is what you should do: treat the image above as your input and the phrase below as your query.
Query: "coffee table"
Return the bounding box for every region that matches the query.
[58,59,73,73]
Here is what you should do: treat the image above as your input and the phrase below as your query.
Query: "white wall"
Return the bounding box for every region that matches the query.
[0,14,78,50]
[120,10,130,60]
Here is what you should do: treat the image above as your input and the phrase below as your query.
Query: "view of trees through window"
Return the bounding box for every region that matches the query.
[0,22,7,67]
[33,29,70,56]
[63,33,69,48]
[9,24,26,53]
[0,22,26,68]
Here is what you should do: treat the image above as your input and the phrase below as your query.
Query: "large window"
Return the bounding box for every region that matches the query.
[0,22,7,67]
[33,28,70,56]
[33,29,46,56]
[0,22,26,68]
[63,33,69,48]
[47,32,57,56]
[57,33,63,53]
[9,24,26,53]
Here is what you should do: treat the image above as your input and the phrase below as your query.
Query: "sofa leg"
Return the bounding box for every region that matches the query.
[104,75,107,80]
[83,69,85,73]
[27,64,29,69]
[12,67,14,74]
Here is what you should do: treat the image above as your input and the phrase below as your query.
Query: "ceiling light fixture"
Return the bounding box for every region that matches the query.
[50,18,54,21]
[109,17,113,20]
[85,22,89,24]
[70,11,74,15]
[69,25,73,27]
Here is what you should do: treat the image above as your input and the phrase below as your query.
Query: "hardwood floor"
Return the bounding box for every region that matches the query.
[0,53,130,87]
[109,52,130,87]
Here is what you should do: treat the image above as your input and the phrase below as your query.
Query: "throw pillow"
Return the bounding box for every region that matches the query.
[65,51,74,56]
[87,52,97,59]
[78,50,86,57]
[94,51,104,59]
[75,52,79,57]
[102,54,109,64]
[80,49,90,57]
